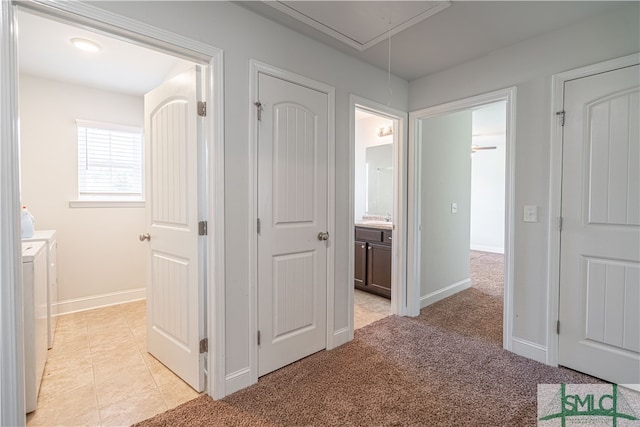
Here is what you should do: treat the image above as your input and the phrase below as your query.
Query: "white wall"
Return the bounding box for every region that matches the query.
[409,3,639,348]
[419,110,472,305]
[89,1,410,392]
[470,102,506,254]
[354,113,393,221]
[19,74,145,310]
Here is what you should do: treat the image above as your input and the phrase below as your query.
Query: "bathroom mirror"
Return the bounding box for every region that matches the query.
[366,144,393,216]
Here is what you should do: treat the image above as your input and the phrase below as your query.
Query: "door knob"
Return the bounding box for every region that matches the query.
[139,233,151,242]
[317,231,329,241]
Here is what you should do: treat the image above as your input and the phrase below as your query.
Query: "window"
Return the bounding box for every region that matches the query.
[75,120,143,205]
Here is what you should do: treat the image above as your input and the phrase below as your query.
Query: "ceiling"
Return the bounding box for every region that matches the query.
[239,1,621,81]
[17,10,192,96]
[264,1,450,51]
[16,2,623,94]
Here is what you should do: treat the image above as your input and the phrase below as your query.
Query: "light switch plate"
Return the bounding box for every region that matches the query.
[451,203,457,214]
[523,205,538,222]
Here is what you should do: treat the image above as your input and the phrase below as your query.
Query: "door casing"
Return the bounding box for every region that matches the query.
[248,60,336,386]
[547,52,640,367]
[1,3,226,422]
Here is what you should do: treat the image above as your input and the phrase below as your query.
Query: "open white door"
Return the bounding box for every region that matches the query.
[257,72,329,376]
[143,66,204,391]
[559,64,639,387]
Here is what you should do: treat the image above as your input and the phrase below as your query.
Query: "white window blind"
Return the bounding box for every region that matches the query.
[77,120,143,201]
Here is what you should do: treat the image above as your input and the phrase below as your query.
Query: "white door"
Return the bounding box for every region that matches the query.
[257,73,328,376]
[143,66,204,391]
[559,64,640,386]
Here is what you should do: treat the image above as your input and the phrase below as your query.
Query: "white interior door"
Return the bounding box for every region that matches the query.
[144,66,204,391]
[559,64,640,387]
[257,72,328,376]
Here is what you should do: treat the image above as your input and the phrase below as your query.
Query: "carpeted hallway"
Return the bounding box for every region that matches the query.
[419,250,505,346]
[134,251,599,426]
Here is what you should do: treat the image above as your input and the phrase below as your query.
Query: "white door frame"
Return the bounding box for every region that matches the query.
[249,60,336,384]
[348,95,408,328]
[0,3,226,421]
[546,52,640,367]
[408,87,517,350]
[0,2,25,424]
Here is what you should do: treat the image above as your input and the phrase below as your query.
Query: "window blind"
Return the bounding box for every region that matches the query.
[77,120,143,200]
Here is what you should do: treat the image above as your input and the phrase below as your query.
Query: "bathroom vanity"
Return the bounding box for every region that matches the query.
[354,224,392,298]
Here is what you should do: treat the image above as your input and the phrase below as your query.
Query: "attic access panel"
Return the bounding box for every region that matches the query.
[267,1,450,51]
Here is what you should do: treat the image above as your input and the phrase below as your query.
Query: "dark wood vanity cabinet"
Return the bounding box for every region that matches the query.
[354,241,367,289]
[354,227,392,298]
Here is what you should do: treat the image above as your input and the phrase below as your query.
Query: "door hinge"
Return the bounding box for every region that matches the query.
[257,330,261,346]
[199,221,208,236]
[199,338,208,353]
[257,218,261,234]
[254,101,263,122]
[198,101,207,117]
[556,110,565,127]
[558,216,563,232]
[556,320,560,335]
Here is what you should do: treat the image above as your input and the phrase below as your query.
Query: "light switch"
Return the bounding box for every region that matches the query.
[451,203,458,214]
[523,205,538,223]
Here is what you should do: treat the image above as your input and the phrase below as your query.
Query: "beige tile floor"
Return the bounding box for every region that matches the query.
[27,300,200,427]
[354,289,391,329]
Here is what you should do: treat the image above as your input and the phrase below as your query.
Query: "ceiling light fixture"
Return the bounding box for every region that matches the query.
[70,37,101,53]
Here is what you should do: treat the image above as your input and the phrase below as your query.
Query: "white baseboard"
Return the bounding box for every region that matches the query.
[55,287,146,315]
[420,279,471,309]
[329,326,351,349]
[511,337,547,364]
[225,368,252,396]
[470,244,504,254]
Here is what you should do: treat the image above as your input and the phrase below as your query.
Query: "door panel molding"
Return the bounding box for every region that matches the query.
[248,60,335,387]
[547,53,640,368]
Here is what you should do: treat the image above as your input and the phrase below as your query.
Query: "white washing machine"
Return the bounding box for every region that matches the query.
[22,241,47,413]
[23,230,57,349]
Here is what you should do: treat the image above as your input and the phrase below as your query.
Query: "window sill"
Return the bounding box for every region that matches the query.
[69,200,145,208]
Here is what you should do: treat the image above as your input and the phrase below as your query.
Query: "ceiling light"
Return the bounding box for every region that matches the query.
[70,38,101,53]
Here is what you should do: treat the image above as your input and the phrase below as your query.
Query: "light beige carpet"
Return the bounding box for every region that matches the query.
[134,252,600,426]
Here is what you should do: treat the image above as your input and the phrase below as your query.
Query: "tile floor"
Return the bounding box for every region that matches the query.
[27,300,200,427]
[354,289,391,329]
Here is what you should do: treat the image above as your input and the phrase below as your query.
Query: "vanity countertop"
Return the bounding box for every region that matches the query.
[355,221,393,230]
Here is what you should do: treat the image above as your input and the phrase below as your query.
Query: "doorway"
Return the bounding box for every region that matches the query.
[353,108,393,328]
[349,96,408,332]
[18,7,204,419]
[2,2,224,421]
[408,88,515,348]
